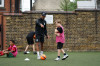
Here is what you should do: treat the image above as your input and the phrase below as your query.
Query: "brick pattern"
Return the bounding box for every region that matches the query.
[0,0,19,50]
[67,12,97,51]
[4,11,100,51]
[0,0,16,12]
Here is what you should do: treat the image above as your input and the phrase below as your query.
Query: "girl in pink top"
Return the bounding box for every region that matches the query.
[0,40,18,57]
[54,19,68,61]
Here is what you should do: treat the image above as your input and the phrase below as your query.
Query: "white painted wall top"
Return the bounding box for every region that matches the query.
[20,0,35,12]
[77,0,97,9]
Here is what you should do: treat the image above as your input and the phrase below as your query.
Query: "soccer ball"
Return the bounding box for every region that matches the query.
[40,54,46,60]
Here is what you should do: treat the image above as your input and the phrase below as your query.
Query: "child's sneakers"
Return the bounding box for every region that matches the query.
[54,57,60,61]
[62,55,68,60]
[0,52,5,56]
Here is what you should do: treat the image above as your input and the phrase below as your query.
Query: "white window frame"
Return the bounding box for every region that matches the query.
[0,0,4,7]
[20,0,35,12]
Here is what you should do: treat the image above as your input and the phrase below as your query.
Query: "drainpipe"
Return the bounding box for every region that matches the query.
[1,15,3,50]
[10,0,12,13]
[30,0,32,30]
[95,0,97,42]
[30,0,32,11]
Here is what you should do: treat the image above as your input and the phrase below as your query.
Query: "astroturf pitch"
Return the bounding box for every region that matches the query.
[0,52,100,66]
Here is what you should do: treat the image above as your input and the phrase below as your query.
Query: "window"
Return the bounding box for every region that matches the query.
[97,0,100,9]
[0,0,4,7]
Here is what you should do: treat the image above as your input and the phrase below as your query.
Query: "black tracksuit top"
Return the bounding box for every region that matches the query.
[35,18,47,36]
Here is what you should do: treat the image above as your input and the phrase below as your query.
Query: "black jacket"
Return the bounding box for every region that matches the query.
[35,18,47,36]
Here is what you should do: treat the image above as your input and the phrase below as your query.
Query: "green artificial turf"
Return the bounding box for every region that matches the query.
[0,52,100,66]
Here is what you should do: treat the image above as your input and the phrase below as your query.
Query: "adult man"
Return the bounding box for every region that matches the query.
[35,12,49,59]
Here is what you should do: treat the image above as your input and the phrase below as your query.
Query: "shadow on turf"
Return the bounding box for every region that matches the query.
[0,55,18,58]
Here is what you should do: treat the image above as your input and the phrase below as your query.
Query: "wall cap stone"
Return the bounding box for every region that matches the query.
[76,9,100,12]
[22,11,76,14]
[3,13,23,16]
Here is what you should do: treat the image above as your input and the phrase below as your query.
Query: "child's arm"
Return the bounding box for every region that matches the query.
[3,48,9,51]
[56,33,60,36]
[4,49,8,51]
[55,29,60,36]
[55,29,58,33]
[8,47,16,53]
[4,45,11,51]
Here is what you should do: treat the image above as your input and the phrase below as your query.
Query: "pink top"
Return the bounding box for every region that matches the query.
[9,45,18,57]
[56,25,65,43]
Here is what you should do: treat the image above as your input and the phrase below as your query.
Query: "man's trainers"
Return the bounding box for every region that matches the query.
[40,51,43,56]
[37,56,40,59]
[54,57,60,61]
[62,55,68,60]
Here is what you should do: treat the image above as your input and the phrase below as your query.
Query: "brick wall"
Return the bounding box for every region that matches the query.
[0,0,20,50]
[0,0,16,13]
[3,10,100,51]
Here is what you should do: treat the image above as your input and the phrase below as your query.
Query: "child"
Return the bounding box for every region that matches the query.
[24,31,37,54]
[0,40,18,58]
[54,19,68,61]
